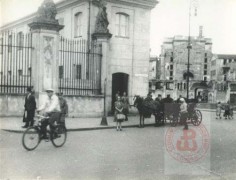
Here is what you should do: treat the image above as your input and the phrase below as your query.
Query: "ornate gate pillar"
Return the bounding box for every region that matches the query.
[28,0,64,104]
[92,1,112,115]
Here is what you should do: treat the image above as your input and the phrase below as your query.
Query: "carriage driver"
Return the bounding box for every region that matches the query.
[37,88,61,139]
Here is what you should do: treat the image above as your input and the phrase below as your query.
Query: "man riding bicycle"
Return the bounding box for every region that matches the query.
[37,88,61,139]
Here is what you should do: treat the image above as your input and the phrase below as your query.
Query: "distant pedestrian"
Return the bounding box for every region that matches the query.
[230,105,234,119]
[22,87,36,128]
[179,98,188,130]
[57,92,68,127]
[121,92,129,121]
[216,102,222,119]
[224,101,231,119]
[115,96,125,131]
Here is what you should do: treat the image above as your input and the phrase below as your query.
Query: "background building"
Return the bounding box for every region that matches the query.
[211,54,236,103]
[150,28,213,101]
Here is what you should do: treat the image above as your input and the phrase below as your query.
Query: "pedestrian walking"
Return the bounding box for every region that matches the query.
[216,102,222,119]
[115,96,125,131]
[121,92,129,121]
[57,92,68,127]
[179,98,188,130]
[22,87,36,128]
[224,101,231,119]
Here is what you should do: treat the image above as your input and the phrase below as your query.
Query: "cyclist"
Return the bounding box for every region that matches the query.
[37,88,61,139]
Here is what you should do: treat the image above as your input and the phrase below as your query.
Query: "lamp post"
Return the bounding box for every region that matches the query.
[186,0,192,101]
[101,78,108,125]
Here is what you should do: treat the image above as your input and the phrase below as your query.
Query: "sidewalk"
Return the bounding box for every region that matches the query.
[0,108,231,133]
[0,115,156,133]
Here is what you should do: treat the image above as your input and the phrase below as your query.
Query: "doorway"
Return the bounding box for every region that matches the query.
[112,73,129,113]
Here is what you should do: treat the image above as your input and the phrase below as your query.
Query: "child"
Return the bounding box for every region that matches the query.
[216,102,222,119]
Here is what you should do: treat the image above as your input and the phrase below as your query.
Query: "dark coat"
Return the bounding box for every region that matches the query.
[59,98,68,114]
[24,93,36,111]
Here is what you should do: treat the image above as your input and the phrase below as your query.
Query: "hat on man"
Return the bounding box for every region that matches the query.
[180,98,185,102]
[45,88,54,92]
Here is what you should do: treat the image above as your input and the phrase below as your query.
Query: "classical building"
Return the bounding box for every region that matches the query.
[0,0,158,116]
[150,29,213,101]
[211,54,236,103]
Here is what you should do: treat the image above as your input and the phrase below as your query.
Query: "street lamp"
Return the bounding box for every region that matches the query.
[186,0,192,101]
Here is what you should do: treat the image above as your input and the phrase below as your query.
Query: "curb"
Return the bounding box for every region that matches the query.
[2,123,156,133]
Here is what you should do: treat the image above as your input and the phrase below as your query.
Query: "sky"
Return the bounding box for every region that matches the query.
[1,0,236,56]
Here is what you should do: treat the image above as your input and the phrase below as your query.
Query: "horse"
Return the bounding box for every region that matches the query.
[133,95,161,127]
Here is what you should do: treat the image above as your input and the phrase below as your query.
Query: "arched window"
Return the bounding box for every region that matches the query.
[74,12,82,37]
[115,13,129,37]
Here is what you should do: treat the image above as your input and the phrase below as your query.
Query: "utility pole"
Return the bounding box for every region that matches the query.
[186,0,192,101]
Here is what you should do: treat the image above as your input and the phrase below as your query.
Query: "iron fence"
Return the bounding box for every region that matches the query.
[59,37,102,95]
[0,32,33,94]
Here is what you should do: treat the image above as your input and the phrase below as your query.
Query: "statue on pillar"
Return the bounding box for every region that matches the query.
[36,0,58,23]
[94,1,109,33]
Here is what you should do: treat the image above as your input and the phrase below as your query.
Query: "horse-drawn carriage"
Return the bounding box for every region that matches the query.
[133,95,202,127]
[164,102,202,127]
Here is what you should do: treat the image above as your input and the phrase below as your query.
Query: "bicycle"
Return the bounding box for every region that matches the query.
[22,114,67,151]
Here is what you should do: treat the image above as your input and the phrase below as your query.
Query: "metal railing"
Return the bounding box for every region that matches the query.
[0,32,33,94]
[58,37,102,95]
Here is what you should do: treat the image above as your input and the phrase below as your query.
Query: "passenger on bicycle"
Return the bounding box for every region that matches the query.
[37,88,61,139]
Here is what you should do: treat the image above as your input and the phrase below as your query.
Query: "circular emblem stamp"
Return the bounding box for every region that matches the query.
[165,124,210,163]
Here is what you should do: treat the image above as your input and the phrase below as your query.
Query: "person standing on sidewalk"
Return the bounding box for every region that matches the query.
[179,98,188,130]
[115,96,125,131]
[22,87,36,128]
[216,102,222,119]
[57,92,68,127]
[121,92,129,121]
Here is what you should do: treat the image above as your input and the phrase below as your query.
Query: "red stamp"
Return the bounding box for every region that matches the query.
[165,124,210,163]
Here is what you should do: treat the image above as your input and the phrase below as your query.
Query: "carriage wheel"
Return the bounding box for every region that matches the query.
[191,110,202,126]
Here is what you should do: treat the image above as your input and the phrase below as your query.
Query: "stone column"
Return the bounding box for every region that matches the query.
[28,0,64,105]
[92,32,112,115]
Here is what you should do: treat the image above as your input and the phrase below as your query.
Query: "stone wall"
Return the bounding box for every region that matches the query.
[0,94,104,117]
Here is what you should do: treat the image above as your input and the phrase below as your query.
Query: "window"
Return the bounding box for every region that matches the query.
[170,64,173,70]
[115,13,129,37]
[170,71,173,76]
[204,58,207,63]
[205,53,207,57]
[204,64,207,69]
[17,32,23,50]
[204,76,207,81]
[59,66,64,79]
[204,70,207,75]
[223,59,227,65]
[8,35,12,53]
[74,12,82,37]
[170,57,173,62]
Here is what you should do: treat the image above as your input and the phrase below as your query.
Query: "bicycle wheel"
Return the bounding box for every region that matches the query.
[51,125,67,147]
[22,127,40,151]
[191,109,202,126]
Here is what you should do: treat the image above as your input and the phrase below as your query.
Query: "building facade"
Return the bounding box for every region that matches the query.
[150,32,213,101]
[211,54,236,103]
[0,0,158,116]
